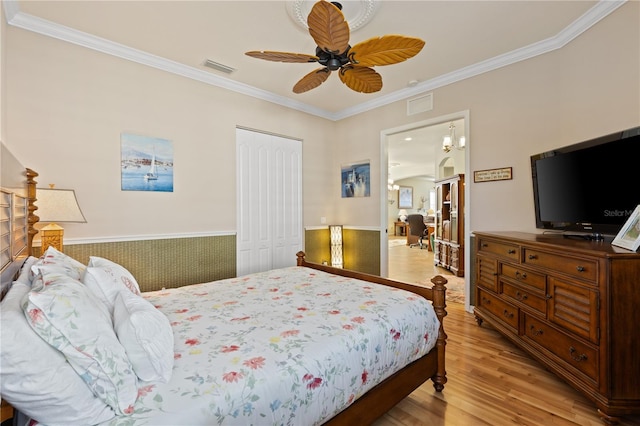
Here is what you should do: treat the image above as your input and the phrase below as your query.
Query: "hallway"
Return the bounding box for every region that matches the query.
[387,236,466,304]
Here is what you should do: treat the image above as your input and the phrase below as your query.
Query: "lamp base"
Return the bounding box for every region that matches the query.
[40,223,64,252]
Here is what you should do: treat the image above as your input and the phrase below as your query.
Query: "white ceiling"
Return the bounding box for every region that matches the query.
[5,0,621,181]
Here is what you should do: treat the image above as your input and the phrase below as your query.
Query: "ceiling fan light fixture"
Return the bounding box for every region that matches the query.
[247,0,424,94]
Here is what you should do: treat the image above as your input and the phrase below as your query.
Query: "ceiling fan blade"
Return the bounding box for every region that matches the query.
[339,66,382,93]
[348,35,425,67]
[307,0,350,54]
[245,51,319,63]
[293,68,332,94]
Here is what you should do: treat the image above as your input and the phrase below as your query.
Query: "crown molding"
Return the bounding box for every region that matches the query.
[4,1,625,122]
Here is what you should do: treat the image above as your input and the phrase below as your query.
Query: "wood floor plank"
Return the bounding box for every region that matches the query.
[378,240,640,426]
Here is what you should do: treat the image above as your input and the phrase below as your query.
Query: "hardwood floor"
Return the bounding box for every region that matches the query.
[377,238,640,426]
[387,237,456,286]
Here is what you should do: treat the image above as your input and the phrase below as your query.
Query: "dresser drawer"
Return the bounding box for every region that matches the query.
[477,289,518,331]
[500,263,546,292]
[501,281,547,316]
[548,277,599,344]
[523,314,598,383]
[477,238,520,262]
[523,249,597,283]
[476,254,498,292]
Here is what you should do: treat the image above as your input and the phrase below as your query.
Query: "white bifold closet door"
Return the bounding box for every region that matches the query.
[236,128,302,276]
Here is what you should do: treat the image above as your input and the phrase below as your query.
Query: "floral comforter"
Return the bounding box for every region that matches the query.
[103,266,440,425]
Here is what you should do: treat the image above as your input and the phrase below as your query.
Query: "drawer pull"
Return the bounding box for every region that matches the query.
[515,291,528,301]
[482,243,488,247]
[508,249,516,254]
[569,346,588,362]
[529,325,543,336]
[515,271,527,280]
[503,309,514,319]
[576,266,586,272]
[481,297,491,305]
[528,254,538,260]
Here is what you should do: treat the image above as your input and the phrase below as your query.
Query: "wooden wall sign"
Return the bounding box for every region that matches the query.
[473,167,512,183]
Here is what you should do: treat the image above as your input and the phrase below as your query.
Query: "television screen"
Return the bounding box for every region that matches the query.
[531,126,640,238]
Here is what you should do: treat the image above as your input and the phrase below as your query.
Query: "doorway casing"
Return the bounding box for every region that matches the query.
[379,110,471,312]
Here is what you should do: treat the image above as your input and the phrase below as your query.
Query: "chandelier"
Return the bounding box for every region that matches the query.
[387,178,399,204]
[442,122,466,152]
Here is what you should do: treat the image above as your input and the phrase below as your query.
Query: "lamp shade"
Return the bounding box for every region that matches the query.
[36,188,86,223]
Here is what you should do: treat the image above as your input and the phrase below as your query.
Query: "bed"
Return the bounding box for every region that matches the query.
[0,149,447,425]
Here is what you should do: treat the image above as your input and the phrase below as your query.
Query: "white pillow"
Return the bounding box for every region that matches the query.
[23,271,138,415]
[14,256,38,285]
[31,246,85,280]
[113,290,175,383]
[0,281,115,424]
[83,256,141,314]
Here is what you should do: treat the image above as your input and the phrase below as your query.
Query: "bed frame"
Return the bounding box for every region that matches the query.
[1,157,447,425]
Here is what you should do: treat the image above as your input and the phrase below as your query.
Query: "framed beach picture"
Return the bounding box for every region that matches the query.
[121,133,174,192]
[398,186,413,209]
[612,205,640,251]
[341,161,370,198]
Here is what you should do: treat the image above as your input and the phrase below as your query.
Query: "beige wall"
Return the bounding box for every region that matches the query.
[4,26,335,240]
[1,3,6,142]
[3,2,639,245]
[333,2,639,234]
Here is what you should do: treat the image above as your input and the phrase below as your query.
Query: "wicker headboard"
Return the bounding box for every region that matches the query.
[0,143,39,297]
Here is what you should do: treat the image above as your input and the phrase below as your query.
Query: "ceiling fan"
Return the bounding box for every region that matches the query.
[245,0,425,94]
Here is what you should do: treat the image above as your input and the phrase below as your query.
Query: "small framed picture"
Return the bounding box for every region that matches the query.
[398,186,413,209]
[612,205,640,251]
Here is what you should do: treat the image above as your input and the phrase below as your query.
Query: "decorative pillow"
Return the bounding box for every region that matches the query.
[14,256,38,285]
[113,290,175,383]
[83,256,141,314]
[0,282,115,424]
[23,271,138,415]
[31,246,85,280]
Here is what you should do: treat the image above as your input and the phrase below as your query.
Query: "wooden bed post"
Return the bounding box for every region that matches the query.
[296,251,306,266]
[26,168,39,256]
[429,274,448,391]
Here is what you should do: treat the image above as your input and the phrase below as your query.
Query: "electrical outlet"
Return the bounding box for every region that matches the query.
[320,217,326,224]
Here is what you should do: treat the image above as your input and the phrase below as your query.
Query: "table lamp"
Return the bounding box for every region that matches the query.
[398,209,408,222]
[36,185,86,252]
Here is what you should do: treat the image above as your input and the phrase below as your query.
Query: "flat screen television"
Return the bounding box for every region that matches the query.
[530,126,640,239]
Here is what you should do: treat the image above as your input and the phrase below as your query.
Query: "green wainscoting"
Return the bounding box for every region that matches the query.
[35,230,380,292]
[304,228,380,275]
[302,228,331,265]
[35,235,236,292]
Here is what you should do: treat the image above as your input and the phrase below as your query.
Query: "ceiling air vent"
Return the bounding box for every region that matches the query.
[203,59,236,74]
[407,93,433,116]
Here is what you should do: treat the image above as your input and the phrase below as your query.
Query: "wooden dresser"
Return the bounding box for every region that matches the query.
[473,231,640,425]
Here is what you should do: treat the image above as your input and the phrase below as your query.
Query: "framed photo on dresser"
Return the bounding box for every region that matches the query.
[612,204,640,251]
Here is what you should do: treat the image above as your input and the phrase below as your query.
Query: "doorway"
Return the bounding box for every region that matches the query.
[379,111,471,311]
